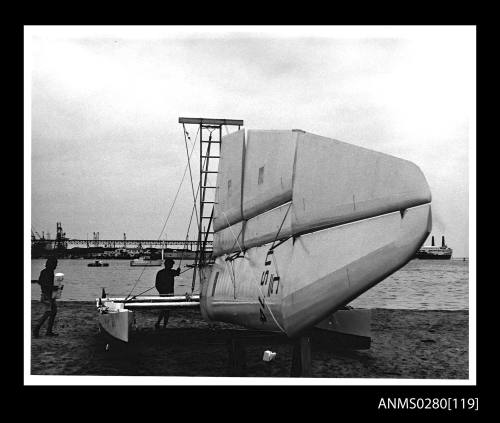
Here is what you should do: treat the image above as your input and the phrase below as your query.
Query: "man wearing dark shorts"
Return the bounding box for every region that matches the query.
[155,258,180,329]
[33,257,60,338]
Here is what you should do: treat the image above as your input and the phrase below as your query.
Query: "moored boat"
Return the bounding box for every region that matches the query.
[130,257,163,266]
[415,235,452,260]
[88,260,109,267]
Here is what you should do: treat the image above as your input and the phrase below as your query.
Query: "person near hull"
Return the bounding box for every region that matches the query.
[154,258,180,329]
[33,257,60,338]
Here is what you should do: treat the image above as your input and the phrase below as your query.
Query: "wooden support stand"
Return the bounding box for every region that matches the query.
[225,330,313,377]
[290,336,312,377]
[227,337,247,376]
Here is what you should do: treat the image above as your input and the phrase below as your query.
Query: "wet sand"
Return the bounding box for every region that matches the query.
[30,301,468,379]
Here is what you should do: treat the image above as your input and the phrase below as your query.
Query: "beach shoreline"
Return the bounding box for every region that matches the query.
[30,301,468,379]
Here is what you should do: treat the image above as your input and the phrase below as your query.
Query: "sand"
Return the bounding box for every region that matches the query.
[30,301,468,379]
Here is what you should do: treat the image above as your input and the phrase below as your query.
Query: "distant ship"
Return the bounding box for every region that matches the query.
[415,235,452,260]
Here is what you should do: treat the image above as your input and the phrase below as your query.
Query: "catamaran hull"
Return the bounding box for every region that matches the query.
[200,203,431,338]
[98,310,134,342]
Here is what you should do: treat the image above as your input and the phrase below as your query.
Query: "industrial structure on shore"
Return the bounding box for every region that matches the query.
[31,222,204,259]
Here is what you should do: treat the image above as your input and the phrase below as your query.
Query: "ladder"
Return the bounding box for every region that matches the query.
[178,118,244,291]
[198,124,220,265]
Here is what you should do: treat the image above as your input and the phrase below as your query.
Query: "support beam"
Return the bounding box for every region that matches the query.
[179,117,244,126]
[290,335,312,377]
[227,337,247,376]
[123,302,200,309]
[105,295,200,302]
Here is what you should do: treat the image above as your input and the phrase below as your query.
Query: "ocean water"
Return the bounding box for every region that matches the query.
[349,259,469,310]
[30,258,469,310]
[30,259,199,302]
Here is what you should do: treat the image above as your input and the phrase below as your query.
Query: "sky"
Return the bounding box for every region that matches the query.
[26,26,475,257]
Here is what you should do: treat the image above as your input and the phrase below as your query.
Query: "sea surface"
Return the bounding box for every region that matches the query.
[30,258,469,310]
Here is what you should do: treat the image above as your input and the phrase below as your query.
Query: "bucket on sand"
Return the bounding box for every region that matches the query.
[262,350,276,362]
[53,273,64,299]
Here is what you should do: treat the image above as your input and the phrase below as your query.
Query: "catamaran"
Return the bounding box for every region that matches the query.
[97,117,431,344]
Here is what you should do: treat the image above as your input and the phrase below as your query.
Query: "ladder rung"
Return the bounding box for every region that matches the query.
[201,186,216,189]
[202,140,221,144]
[202,155,220,159]
[202,201,216,204]
[201,171,218,174]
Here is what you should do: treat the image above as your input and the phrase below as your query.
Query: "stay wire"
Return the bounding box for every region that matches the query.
[183,123,200,231]
[178,138,210,271]
[221,210,286,334]
[123,127,199,302]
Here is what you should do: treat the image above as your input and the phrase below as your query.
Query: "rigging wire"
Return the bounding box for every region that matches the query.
[221,210,286,334]
[158,126,199,240]
[182,123,200,231]
[123,127,200,302]
[268,202,293,251]
[190,127,220,293]
[177,127,212,275]
[178,178,200,269]
[183,146,214,292]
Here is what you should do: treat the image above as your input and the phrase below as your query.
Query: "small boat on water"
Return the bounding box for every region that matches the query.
[88,260,109,267]
[130,246,167,266]
[130,257,163,266]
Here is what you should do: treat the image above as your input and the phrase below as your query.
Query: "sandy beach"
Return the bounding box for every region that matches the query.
[30,301,468,379]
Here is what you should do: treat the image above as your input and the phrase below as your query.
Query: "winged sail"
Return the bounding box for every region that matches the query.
[213,130,245,232]
[291,131,431,235]
[202,128,432,337]
[242,130,297,220]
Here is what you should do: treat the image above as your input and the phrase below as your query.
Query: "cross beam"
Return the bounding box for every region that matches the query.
[178,117,244,126]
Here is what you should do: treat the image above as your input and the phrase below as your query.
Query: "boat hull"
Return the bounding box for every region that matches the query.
[98,309,134,342]
[415,251,452,260]
[201,204,431,338]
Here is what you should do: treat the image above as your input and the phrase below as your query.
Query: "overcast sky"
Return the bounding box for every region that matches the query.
[26,26,475,257]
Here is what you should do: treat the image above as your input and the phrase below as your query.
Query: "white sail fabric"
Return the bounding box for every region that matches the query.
[242,130,298,220]
[243,202,293,251]
[213,202,294,255]
[213,130,245,232]
[204,204,432,336]
[291,132,431,235]
[213,221,245,256]
[212,128,431,256]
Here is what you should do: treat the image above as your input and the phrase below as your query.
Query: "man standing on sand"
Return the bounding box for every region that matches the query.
[33,257,60,338]
[154,258,180,329]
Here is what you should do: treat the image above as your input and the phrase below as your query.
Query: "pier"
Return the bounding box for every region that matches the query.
[31,238,210,259]
[65,239,208,250]
[31,225,211,259]
[32,223,211,250]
